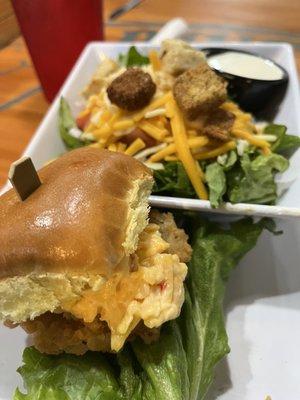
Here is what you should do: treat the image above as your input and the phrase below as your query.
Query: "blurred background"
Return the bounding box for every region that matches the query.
[0,0,300,185]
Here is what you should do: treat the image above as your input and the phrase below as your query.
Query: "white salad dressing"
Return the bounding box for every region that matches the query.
[208,51,284,81]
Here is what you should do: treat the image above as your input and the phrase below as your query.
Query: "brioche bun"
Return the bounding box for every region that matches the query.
[0,148,153,323]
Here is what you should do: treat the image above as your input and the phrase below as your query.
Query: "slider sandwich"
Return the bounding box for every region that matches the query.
[0,148,191,354]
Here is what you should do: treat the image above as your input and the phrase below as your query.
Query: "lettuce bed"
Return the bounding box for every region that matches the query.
[15,216,277,400]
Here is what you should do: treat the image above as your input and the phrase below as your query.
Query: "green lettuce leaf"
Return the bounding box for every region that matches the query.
[59,98,90,150]
[117,348,143,399]
[180,216,272,399]
[217,150,238,171]
[153,162,196,198]
[118,46,149,67]
[265,124,300,153]
[204,151,238,207]
[15,217,270,400]
[14,347,123,399]
[227,153,289,204]
[205,162,226,208]
[132,321,189,400]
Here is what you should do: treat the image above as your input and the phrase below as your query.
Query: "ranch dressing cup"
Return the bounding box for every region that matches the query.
[204,48,288,118]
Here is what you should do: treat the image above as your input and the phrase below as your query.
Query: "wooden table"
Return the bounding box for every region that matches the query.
[1,0,300,186]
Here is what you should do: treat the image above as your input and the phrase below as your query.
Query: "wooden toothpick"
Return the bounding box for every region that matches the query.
[8,157,41,201]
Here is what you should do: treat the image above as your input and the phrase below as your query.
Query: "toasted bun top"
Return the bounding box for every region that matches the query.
[0,148,153,279]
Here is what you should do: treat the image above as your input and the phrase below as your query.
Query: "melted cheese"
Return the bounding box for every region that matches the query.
[64,224,187,351]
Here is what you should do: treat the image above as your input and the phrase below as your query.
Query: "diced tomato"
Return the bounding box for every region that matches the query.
[76,111,91,130]
[158,281,167,291]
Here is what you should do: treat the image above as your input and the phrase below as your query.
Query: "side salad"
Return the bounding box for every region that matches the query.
[58,40,300,207]
[15,216,276,400]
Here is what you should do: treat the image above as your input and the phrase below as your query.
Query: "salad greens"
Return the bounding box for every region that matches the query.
[153,124,296,207]
[153,161,196,198]
[59,98,91,149]
[15,216,273,400]
[227,152,289,204]
[266,123,300,153]
[118,46,150,68]
[205,163,226,208]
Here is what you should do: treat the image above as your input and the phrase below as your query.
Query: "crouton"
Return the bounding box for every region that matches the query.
[173,64,227,119]
[203,108,235,141]
[160,39,205,76]
[82,58,118,98]
[155,70,175,92]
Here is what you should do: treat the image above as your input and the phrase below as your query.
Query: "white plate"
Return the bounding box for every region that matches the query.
[1,42,300,400]
[2,41,300,218]
[1,219,300,400]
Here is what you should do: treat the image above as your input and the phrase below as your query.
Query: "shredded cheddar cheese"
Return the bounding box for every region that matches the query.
[222,101,271,155]
[100,110,112,123]
[85,122,96,133]
[149,136,209,162]
[92,124,112,139]
[77,108,90,120]
[133,92,172,122]
[195,141,236,160]
[167,97,208,199]
[139,121,167,141]
[232,129,270,150]
[149,50,161,71]
[109,109,123,126]
[262,146,271,155]
[165,155,178,161]
[108,143,117,152]
[113,119,135,130]
[117,142,127,152]
[125,138,146,156]
[89,139,106,149]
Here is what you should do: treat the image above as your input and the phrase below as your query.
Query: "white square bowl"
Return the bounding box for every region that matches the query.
[2,41,300,218]
[1,43,300,400]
